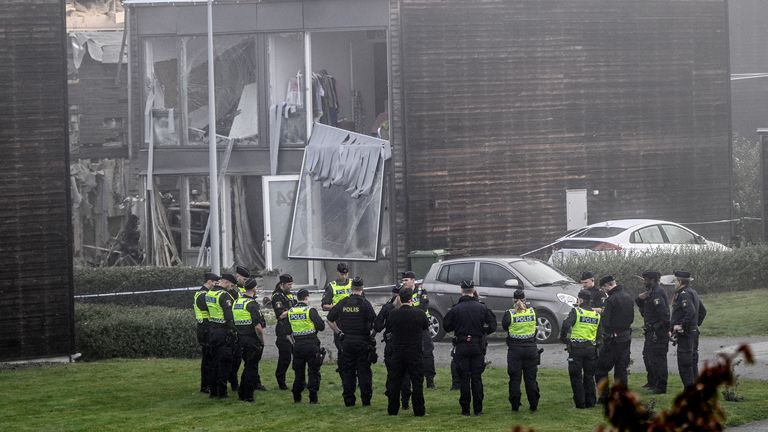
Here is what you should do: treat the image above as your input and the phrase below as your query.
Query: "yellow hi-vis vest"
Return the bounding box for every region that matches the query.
[232,296,256,326]
[194,290,210,323]
[412,287,431,316]
[288,305,316,336]
[331,280,352,305]
[570,307,600,343]
[507,307,537,339]
[205,289,230,324]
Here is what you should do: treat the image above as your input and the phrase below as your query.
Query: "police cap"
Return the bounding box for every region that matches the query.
[460,280,475,290]
[279,273,294,284]
[513,289,525,300]
[598,275,615,287]
[221,273,237,284]
[674,270,692,279]
[351,276,364,288]
[337,262,349,274]
[235,265,250,278]
[580,271,594,281]
[641,270,661,280]
[296,288,310,300]
[204,272,220,282]
[401,271,417,279]
[577,290,592,301]
[244,277,258,290]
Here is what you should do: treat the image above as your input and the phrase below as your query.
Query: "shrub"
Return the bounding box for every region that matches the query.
[554,245,768,296]
[75,303,199,360]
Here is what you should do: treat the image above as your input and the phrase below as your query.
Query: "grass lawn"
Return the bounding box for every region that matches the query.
[3,359,767,432]
[631,288,768,337]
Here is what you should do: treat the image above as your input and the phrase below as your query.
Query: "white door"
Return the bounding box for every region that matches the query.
[566,189,588,231]
[262,175,313,286]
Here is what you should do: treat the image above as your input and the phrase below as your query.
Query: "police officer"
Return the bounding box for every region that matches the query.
[272,273,297,390]
[560,290,601,409]
[374,283,412,410]
[595,275,634,403]
[288,288,326,403]
[235,265,250,295]
[636,270,670,394]
[322,262,352,379]
[194,272,218,393]
[328,277,377,407]
[401,271,437,389]
[670,270,707,389]
[385,287,429,417]
[204,278,236,398]
[233,277,266,402]
[443,280,497,416]
[504,289,540,413]
[219,273,241,392]
[580,271,606,312]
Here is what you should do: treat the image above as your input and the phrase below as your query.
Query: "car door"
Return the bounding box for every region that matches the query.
[660,224,699,250]
[431,261,476,311]
[629,224,666,252]
[477,261,520,319]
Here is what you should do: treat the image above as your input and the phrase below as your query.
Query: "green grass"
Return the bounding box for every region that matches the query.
[3,359,767,432]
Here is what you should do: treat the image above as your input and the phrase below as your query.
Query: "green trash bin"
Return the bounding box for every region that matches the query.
[407,249,450,280]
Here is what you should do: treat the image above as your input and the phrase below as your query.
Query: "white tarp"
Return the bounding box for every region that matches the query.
[71,31,126,69]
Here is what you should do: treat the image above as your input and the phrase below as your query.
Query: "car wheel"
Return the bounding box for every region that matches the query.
[428,309,445,342]
[535,310,560,344]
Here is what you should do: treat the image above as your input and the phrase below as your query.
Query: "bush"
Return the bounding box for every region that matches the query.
[554,245,768,296]
[75,303,199,360]
[74,266,210,309]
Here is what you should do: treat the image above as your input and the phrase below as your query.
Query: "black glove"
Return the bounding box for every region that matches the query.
[368,345,378,364]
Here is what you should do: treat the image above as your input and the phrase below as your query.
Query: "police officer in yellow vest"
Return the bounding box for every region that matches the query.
[233,277,266,402]
[502,289,540,413]
[322,262,352,379]
[194,272,219,393]
[219,273,241,392]
[559,289,602,409]
[272,273,297,390]
[204,277,236,398]
[235,265,250,295]
[288,288,326,403]
[402,270,437,388]
[232,267,250,390]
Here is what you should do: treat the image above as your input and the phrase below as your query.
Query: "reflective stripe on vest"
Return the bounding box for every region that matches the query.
[331,280,352,305]
[232,296,255,326]
[194,290,209,323]
[288,305,316,336]
[570,307,600,343]
[205,289,229,324]
[412,287,431,316]
[507,307,537,339]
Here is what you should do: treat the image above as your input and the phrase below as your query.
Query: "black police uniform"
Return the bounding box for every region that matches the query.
[559,305,601,409]
[288,301,326,403]
[443,295,498,416]
[194,285,213,393]
[322,276,351,378]
[374,294,412,409]
[386,304,429,416]
[585,286,607,310]
[670,285,707,388]
[228,284,243,391]
[205,287,236,398]
[328,293,377,406]
[504,305,541,412]
[235,293,266,402]
[636,282,670,393]
[595,284,634,400]
[413,285,437,388]
[272,287,297,389]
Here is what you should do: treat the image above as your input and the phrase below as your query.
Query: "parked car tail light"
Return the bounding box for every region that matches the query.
[592,242,622,251]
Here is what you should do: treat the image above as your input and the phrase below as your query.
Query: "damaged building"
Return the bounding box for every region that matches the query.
[117,0,732,287]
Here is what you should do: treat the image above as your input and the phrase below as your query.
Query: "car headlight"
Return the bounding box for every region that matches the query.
[557,293,577,307]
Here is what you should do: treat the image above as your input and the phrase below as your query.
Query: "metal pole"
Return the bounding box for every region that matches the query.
[207,0,220,274]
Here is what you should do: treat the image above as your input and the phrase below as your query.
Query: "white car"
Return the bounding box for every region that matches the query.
[548,219,730,264]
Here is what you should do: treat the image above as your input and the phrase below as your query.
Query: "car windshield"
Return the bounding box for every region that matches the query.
[572,227,627,238]
[509,259,574,287]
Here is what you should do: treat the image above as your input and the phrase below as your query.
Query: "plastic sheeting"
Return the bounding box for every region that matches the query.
[288,124,390,261]
[70,31,126,69]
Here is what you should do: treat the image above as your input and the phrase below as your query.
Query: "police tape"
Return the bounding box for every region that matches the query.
[73,284,394,299]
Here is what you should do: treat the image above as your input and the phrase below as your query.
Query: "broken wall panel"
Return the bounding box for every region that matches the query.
[393,0,732,257]
[0,0,74,361]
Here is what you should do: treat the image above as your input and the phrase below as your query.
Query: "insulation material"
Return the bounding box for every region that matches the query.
[70,31,126,69]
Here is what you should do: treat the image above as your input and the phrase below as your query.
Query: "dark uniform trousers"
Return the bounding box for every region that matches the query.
[567,345,597,408]
[237,334,263,401]
[208,327,235,397]
[340,335,373,405]
[229,345,242,390]
[422,330,436,382]
[292,338,322,401]
[275,335,293,387]
[387,348,425,416]
[507,344,540,411]
[196,323,214,392]
[642,329,669,392]
[455,339,486,414]
[383,341,411,406]
[676,330,699,388]
[596,339,631,397]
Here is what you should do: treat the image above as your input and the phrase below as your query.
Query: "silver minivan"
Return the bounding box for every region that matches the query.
[423,256,581,343]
